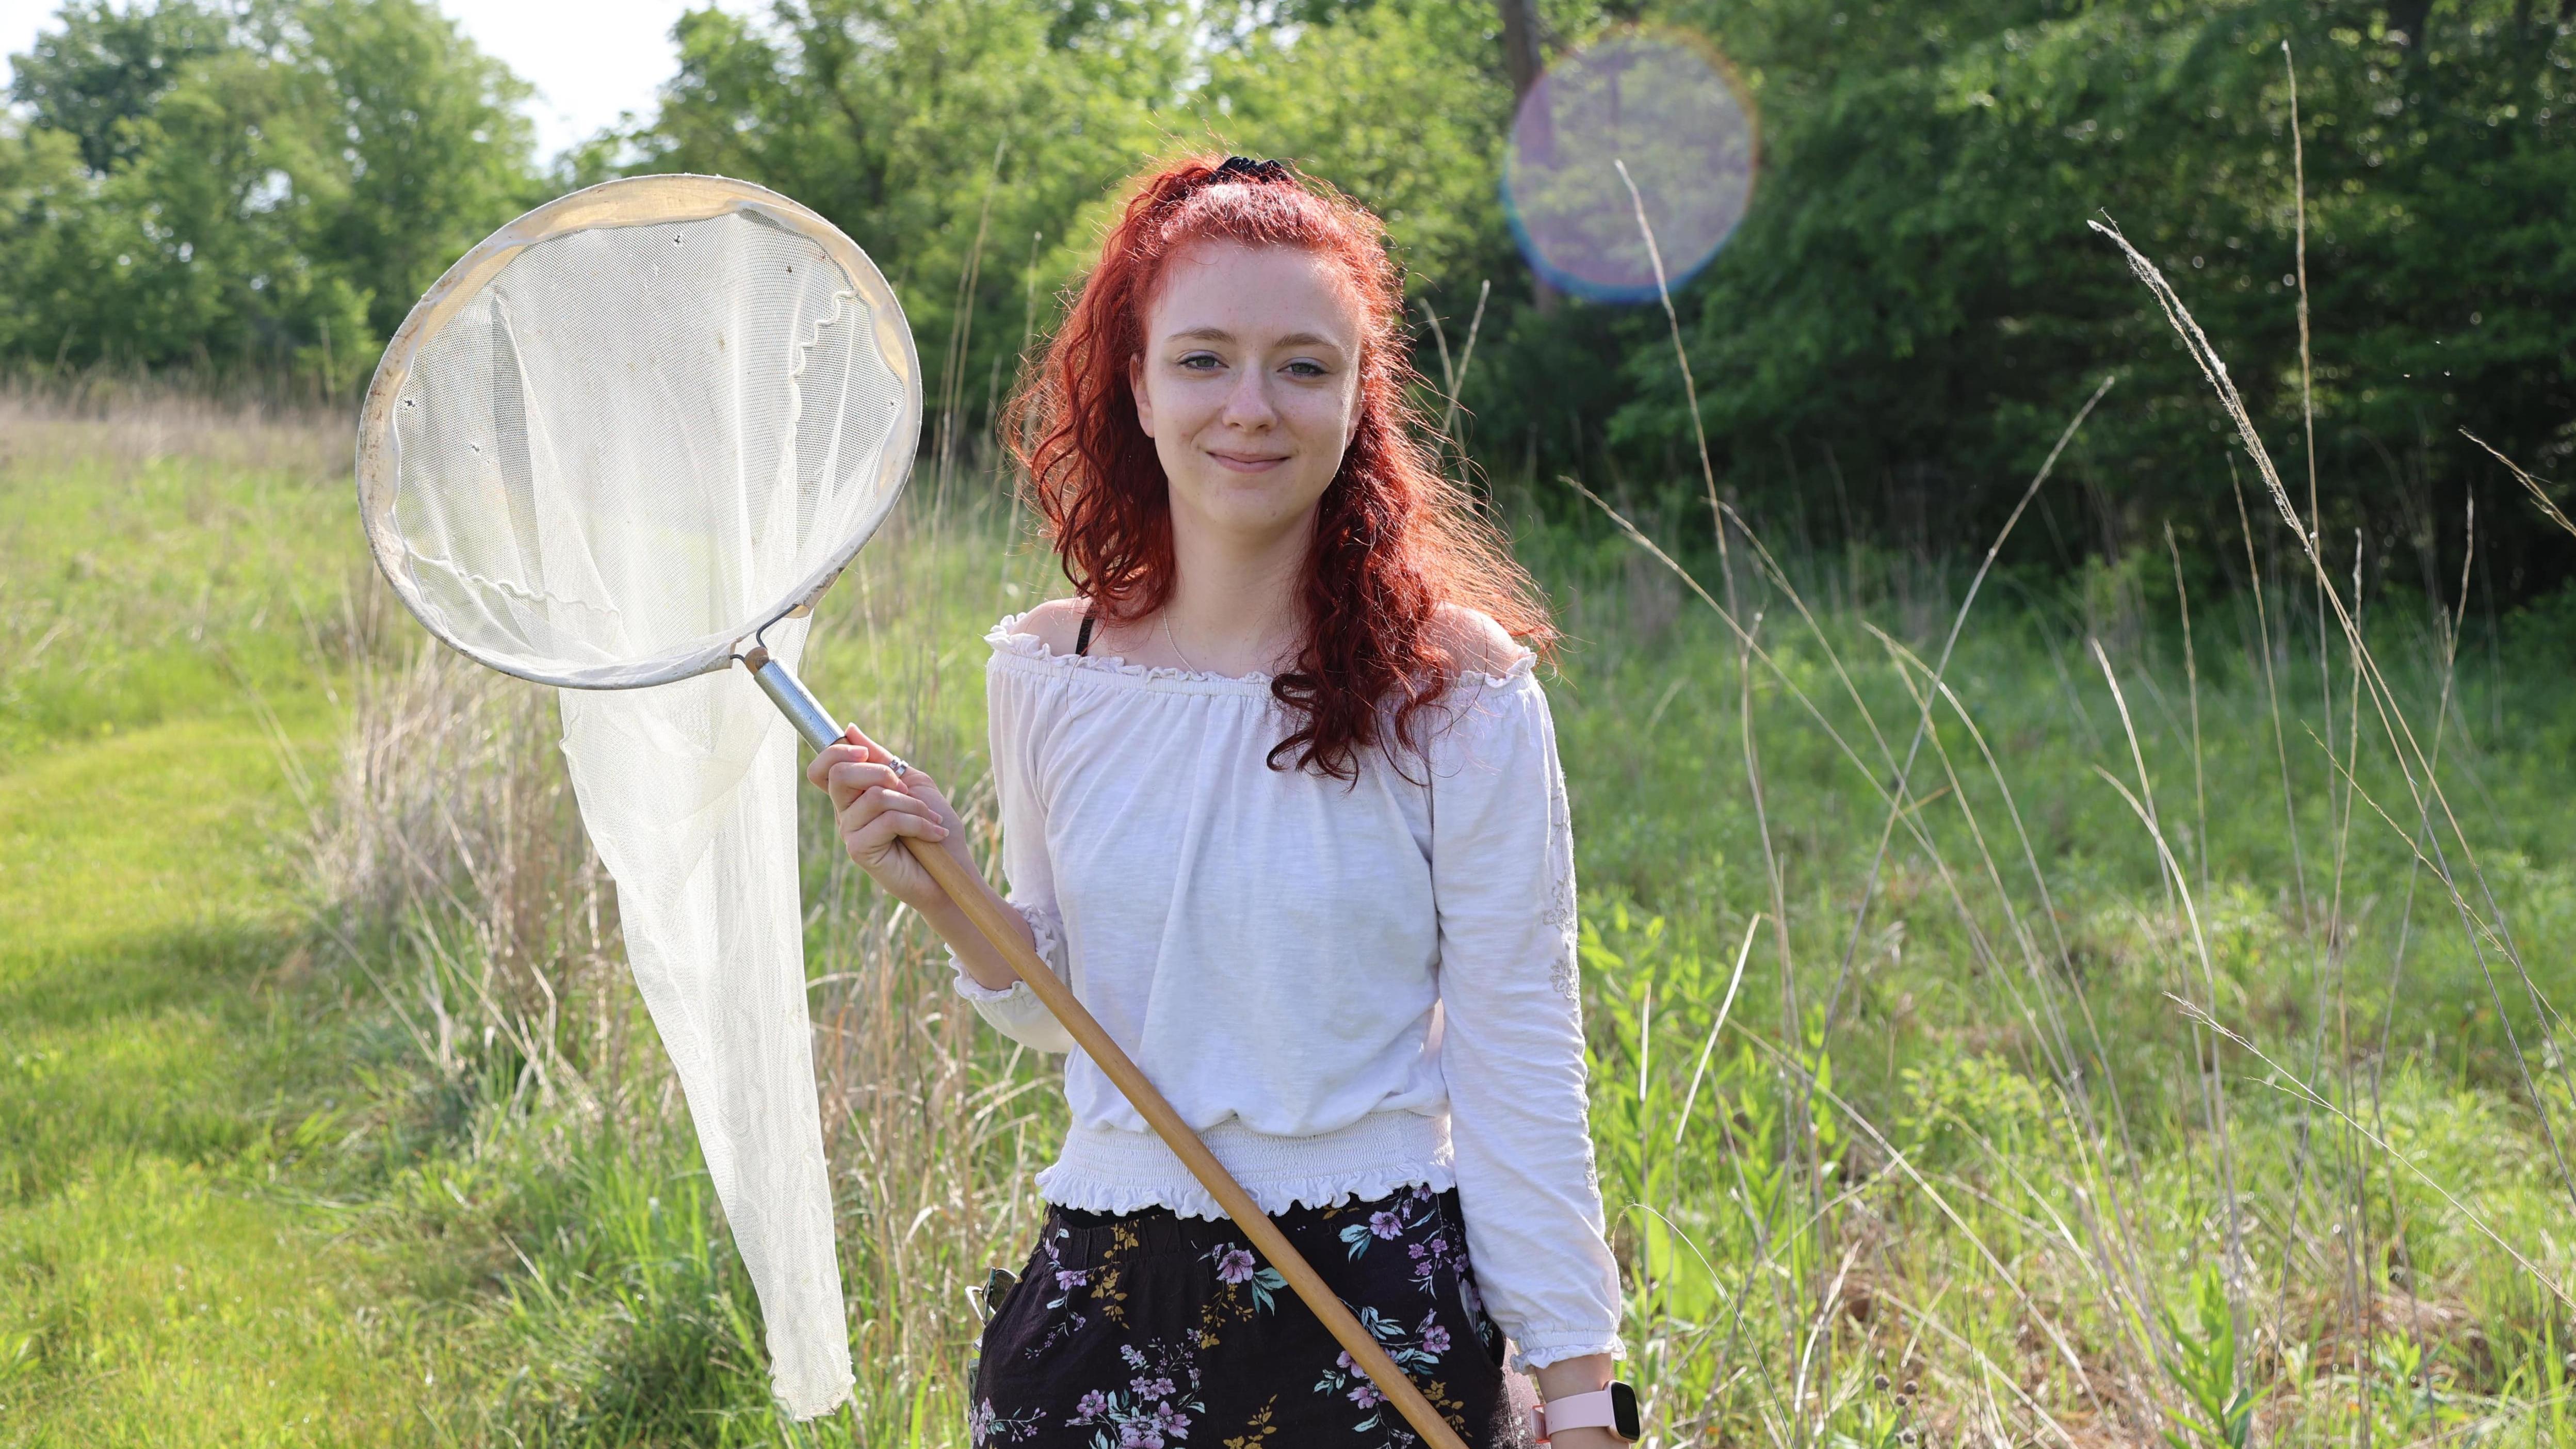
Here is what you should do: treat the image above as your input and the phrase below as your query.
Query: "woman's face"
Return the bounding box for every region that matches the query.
[1131,240,1366,550]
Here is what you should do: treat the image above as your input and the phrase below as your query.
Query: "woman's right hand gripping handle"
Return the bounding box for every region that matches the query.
[806,726,968,911]
[803,726,1032,992]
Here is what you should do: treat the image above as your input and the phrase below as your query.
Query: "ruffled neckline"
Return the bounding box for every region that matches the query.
[985,611,1537,696]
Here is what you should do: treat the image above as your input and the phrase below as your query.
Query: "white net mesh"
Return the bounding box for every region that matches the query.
[556,619,850,1415]
[381,205,906,686]
[360,183,919,1420]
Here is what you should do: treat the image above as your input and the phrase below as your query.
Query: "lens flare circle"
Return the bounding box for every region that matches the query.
[1504,28,1757,304]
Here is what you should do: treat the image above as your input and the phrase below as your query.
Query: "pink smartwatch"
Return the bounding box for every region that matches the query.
[1529,1381,1641,1443]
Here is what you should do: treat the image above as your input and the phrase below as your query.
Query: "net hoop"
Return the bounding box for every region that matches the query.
[354,172,922,691]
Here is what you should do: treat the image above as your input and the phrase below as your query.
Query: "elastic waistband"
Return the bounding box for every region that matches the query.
[1039,1183,1467,1270]
[1036,1109,1455,1222]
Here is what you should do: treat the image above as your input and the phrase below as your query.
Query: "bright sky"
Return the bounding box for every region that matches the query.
[0,0,758,161]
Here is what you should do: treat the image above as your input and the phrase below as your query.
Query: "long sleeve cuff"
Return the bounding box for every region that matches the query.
[1513,1329,1627,1372]
[949,964,1024,1005]
[947,900,1076,1053]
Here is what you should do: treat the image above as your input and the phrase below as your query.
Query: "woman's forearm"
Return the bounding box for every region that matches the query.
[1532,1353,1613,1395]
[1532,1354,1621,1447]
[922,884,1038,992]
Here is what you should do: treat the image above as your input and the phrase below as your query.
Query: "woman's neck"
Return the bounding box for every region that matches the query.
[1158,507,1311,677]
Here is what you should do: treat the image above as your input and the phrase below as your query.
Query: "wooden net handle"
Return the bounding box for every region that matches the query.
[905,839,1471,1449]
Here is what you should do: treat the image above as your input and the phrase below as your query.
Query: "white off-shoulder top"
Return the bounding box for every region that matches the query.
[949,611,1623,1370]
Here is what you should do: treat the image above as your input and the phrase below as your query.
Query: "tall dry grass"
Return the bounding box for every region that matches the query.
[1,373,345,474]
[295,488,1068,1441]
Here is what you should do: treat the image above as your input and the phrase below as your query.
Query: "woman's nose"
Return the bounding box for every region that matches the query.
[1219,368,1277,428]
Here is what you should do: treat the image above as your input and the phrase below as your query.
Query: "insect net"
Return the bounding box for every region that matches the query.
[357,177,919,1419]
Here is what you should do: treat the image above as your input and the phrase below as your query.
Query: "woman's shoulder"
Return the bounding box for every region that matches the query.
[981,601,1533,702]
[985,602,1274,697]
[1007,597,1090,657]
[1416,606,1549,774]
[1426,603,1537,688]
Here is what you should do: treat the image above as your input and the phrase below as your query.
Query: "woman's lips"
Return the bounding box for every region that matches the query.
[1208,449,1289,472]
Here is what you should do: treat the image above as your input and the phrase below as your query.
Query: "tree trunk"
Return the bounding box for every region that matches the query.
[1495,0,1558,313]
[1498,0,1540,96]
[2387,0,2434,48]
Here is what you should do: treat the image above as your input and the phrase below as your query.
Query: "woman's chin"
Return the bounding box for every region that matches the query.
[1175,482,1328,540]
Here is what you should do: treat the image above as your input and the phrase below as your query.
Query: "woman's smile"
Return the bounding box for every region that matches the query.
[1207,447,1290,472]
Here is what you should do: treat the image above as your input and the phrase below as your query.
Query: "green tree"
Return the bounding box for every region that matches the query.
[1200,0,1521,308]
[6,0,231,175]
[0,40,352,371]
[289,0,540,343]
[1537,0,2576,592]
[0,119,101,363]
[636,0,1193,448]
[1,0,536,384]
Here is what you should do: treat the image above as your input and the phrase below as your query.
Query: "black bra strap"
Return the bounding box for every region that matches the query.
[1074,609,1096,657]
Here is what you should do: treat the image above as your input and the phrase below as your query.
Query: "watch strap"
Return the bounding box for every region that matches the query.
[1529,1383,1638,1443]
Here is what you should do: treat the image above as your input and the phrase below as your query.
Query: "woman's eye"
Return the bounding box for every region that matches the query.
[1178,352,1222,371]
[1283,360,1327,379]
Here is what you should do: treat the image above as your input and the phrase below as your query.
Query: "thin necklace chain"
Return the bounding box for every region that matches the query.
[1161,611,1201,673]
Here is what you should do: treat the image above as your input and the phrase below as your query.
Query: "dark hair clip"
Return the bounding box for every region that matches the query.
[1212,155,1292,185]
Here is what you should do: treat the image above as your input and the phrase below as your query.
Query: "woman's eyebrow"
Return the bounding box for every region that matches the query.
[1168,326,1346,352]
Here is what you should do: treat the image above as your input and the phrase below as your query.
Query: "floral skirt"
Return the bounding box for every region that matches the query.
[969,1184,1532,1448]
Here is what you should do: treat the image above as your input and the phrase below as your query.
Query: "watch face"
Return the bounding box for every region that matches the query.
[1610,1381,1641,1440]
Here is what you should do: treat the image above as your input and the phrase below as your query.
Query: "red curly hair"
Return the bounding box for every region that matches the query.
[1005,154,1553,781]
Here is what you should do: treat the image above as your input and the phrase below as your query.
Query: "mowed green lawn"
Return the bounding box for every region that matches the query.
[0,412,482,1445]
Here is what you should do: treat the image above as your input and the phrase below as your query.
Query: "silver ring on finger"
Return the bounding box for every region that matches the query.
[887,754,911,779]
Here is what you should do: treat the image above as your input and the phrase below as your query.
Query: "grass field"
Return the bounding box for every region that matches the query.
[3,387,2572,1446]
[0,403,489,1443]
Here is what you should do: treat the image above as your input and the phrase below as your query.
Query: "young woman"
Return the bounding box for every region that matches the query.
[808,155,1628,1447]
